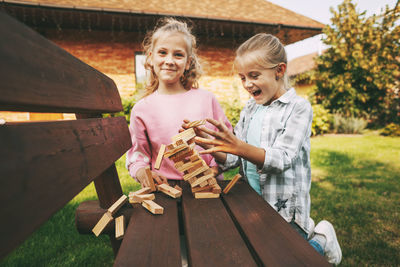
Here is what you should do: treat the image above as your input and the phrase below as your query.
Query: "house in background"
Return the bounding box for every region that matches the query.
[0,0,324,121]
[287,51,319,97]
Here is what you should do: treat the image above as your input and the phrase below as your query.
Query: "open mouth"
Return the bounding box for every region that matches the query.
[250,89,262,97]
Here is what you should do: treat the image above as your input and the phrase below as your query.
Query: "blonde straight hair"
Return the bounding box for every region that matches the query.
[141,18,202,98]
[235,33,290,89]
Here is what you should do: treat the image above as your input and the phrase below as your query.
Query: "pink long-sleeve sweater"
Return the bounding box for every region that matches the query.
[126,88,232,180]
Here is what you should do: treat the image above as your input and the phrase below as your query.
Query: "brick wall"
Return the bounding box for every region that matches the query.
[1,29,249,122]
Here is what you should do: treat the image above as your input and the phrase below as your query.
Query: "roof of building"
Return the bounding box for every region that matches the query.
[287,52,319,77]
[4,0,324,29]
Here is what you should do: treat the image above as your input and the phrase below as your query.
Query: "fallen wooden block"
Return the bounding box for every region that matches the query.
[223,174,242,194]
[92,211,113,237]
[157,183,182,198]
[129,193,155,204]
[129,187,152,197]
[194,191,220,199]
[108,195,128,216]
[154,144,166,170]
[174,184,182,192]
[115,215,125,240]
[144,166,157,192]
[142,200,164,215]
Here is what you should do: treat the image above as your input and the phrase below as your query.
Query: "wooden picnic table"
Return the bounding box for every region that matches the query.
[107,180,330,267]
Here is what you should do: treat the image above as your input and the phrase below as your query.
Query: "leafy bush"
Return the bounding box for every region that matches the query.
[220,99,243,128]
[380,123,400,136]
[313,0,400,126]
[312,104,332,136]
[103,96,137,124]
[332,113,367,134]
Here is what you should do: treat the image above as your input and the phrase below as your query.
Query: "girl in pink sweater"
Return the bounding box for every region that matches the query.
[126,18,231,187]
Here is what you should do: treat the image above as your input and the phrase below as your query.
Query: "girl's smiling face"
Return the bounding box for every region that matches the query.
[236,52,286,105]
[150,32,190,92]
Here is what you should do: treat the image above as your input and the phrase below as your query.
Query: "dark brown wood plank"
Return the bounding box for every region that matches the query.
[0,11,122,113]
[0,117,131,259]
[222,181,330,267]
[114,193,181,267]
[181,183,257,267]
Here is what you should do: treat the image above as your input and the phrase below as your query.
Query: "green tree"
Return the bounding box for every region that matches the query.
[313,0,400,125]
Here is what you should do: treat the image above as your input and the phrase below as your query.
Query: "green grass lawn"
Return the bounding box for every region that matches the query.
[1,135,399,266]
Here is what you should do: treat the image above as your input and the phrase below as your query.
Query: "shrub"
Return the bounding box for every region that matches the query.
[332,113,368,134]
[312,104,332,136]
[380,123,400,136]
[220,99,243,128]
[103,96,138,124]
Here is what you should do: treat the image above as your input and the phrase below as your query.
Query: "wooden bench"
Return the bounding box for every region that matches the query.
[0,10,131,259]
[1,11,330,266]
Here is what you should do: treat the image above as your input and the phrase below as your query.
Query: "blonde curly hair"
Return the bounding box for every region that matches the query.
[141,17,202,97]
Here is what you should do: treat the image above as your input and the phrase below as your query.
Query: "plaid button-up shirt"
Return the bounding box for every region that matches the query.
[222,88,313,234]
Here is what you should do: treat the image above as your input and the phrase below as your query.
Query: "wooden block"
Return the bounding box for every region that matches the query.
[170,147,195,163]
[108,195,128,215]
[186,119,206,128]
[142,200,164,215]
[189,153,202,162]
[154,144,166,170]
[191,173,214,187]
[166,144,174,150]
[129,193,155,204]
[174,185,182,192]
[223,174,242,194]
[157,183,182,198]
[92,211,113,237]
[174,139,186,146]
[186,160,206,173]
[171,128,196,143]
[129,187,152,197]
[115,215,125,240]
[183,165,209,181]
[194,192,220,199]
[164,143,189,158]
[144,166,157,192]
[187,176,197,184]
[212,183,222,194]
[199,180,209,187]
[191,184,213,193]
[208,177,217,186]
[176,159,204,172]
[174,161,185,169]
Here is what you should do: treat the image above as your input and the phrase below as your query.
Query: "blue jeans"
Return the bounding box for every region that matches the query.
[290,221,324,256]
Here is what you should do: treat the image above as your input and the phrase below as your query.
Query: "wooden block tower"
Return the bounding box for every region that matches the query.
[159,120,221,198]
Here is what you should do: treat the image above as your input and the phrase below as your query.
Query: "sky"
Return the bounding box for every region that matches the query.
[266,0,398,61]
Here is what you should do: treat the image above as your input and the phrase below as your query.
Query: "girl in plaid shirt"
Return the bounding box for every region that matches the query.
[195,33,341,265]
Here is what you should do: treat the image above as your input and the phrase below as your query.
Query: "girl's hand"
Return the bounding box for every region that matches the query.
[136,167,168,188]
[195,118,244,156]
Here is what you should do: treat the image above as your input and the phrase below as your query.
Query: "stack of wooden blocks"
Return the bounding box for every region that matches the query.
[158,120,221,199]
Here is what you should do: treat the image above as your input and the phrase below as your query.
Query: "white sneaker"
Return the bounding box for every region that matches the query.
[314,220,342,265]
[307,218,315,239]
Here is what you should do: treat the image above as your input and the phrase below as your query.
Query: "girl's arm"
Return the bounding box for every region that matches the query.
[126,111,167,186]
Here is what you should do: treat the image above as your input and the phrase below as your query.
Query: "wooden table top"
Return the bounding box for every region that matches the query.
[114,181,330,267]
